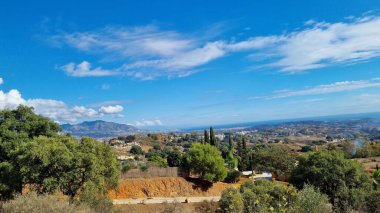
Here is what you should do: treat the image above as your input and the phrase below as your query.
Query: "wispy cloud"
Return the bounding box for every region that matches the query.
[134,119,162,126]
[100,84,110,90]
[0,88,125,123]
[0,77,3,85]
[255,78,380,99]
[60,61,120,77]
[87,99,135,108]
[261,16,380,72]
[51,14,380,79]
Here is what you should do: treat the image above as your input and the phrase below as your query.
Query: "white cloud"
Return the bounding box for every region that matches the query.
[0,77,3,85]
[134,119,162,126]
[257,78,380,99]
[0,89,125,123]
[52,14,380,79]
[101,84,110,90]
[254,16,380,72]
[0,89,25,109]
[60,61,119,77]
[99,105,124,114]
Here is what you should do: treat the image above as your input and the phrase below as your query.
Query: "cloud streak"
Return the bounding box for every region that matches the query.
[52,14,380,79]
[60,61,120,77]
[256,78,380,99]
[134,119,163,126]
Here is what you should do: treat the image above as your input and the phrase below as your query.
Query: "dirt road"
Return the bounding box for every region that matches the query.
[113,196,220,205]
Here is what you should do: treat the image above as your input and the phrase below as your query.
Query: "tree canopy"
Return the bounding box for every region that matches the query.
[0,106,120,208]
[184,143,227,182]
[290,151,372,212]
[251,145,296,180]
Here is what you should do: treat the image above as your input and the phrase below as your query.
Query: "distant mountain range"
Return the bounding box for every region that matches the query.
[61,120,139,138]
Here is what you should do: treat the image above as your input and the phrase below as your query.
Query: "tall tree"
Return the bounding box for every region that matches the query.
[184,143,227,182]
[238,137,250,171]
[0,106,120,206]
[237,139,242,158]
[210,127,216,146]
[0,106,61,199]
[242,137,247,151]
[228,135,233,150]
[204,130,210,144]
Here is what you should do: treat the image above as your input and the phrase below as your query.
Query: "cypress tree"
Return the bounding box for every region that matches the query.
[210,127,216,146]
[228,135,233,150]
[204,130,210,144]
[242,137,247,151]
[237,139,242,158]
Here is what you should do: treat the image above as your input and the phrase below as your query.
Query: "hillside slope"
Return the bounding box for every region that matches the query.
[109,177,228,199]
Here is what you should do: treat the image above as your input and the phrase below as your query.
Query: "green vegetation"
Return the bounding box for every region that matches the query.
[219,181,335,213]
[209,127,216,146]
[166,149,182,167]
[149,155,168,167]
[220,180,297,213]
[290,151,372,212]
[184,143,227,182]
[225,136,238,170]
[130,145,144,155]
[251,145,296,180]
[204,129,210,144]
[0,106,119,211]
[219,188,244,213]
[293,185,332,213]
[224,170,241,183]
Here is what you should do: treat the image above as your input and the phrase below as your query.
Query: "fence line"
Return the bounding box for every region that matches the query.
[121,167,189,179]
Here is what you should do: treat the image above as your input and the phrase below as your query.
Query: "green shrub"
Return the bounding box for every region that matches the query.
[149,155,168,167]
[130,145,144,155]
[139,163,149,172]
[219,187,243,213]
[240,180,297,212]
[224,170,241,183]
[365,190,380,213]
[294,185,332,213]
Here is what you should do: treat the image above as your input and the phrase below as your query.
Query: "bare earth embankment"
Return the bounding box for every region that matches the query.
[355,157,380,174]
[109,177,228,199]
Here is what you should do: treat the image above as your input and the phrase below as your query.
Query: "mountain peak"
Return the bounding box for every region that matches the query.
[61,120,139,138]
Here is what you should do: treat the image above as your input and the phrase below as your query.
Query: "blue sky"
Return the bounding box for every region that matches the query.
[1,0,380,129]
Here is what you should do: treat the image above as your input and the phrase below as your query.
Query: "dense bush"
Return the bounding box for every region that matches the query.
[220,180,299,213]
[149,155,168,167]
[130,145,144,155]
[219,188,244,213]
[365,190,380,213]
[224,170,241,183]
[166,149,182,167]
[290,151,372,212]
[294,185,332,213]
[251,145,296,180]
[239,180,297,212]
